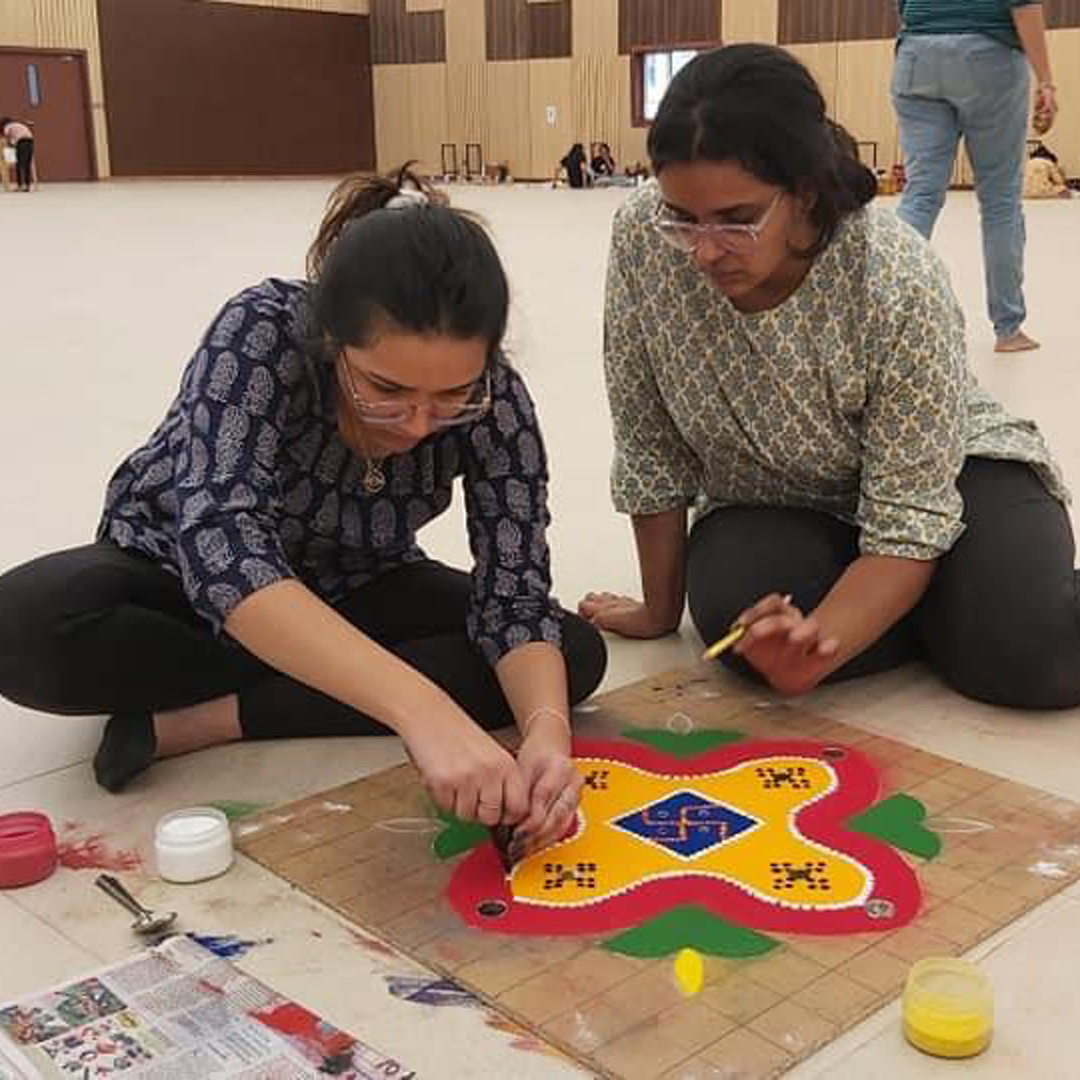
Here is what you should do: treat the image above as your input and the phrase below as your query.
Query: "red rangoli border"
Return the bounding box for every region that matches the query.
[447,737,923,936]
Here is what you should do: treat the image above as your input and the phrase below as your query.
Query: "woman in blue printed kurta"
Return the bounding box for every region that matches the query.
[0,169,606,854]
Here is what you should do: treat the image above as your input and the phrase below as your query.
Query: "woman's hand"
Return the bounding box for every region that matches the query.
[731,593,840,697]
[404,708,529,827]
[578,592,677,639]
[510,710,582,861]
[1034,84,1059,135]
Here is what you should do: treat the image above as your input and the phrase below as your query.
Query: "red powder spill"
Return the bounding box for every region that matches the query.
[57,834,141,872]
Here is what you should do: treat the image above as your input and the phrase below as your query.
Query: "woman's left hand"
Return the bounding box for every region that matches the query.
[732,593,840,697]
[511,712,582,862]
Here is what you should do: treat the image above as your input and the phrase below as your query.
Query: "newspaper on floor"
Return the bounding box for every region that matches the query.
[0,934,417,1079]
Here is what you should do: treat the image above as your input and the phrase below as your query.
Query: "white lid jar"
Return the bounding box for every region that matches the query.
[155,807,234,883]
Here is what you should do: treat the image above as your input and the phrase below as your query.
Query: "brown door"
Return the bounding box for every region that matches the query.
[0,50,95,181]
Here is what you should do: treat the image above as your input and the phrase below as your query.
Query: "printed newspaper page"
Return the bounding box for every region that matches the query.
[0,935,416,1079]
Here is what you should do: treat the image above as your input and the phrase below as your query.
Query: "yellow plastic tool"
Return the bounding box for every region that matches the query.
[902,958,993,1059]
[673,948,705,996]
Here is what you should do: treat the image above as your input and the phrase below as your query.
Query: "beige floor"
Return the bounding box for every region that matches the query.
[1,178,1079,1078]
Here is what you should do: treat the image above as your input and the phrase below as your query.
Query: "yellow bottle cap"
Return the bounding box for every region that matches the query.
[902,957,993,1059]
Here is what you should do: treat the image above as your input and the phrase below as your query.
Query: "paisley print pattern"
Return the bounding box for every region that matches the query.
[97,278,562,663]
[605,184,1067,560]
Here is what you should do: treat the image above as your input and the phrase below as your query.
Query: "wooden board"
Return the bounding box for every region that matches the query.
[238,668,1080,1079]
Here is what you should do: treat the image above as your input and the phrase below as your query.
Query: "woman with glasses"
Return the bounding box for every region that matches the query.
[581,45,1080,710]
[0,167,606,853]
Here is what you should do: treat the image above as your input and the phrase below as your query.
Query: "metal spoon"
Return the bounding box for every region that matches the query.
[95,874,177,935]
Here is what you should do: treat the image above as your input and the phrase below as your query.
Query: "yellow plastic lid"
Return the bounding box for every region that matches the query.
[902,958,993,1059]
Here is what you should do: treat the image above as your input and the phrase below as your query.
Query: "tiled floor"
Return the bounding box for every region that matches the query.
[1,178,1079,1077]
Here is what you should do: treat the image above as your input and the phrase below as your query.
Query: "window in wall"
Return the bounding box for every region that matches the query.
[634,48,704,127]
[26,63,41,107]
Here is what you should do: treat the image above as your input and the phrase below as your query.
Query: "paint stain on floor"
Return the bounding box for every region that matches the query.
[385,975,480,1008]
[186,932,274,960]
[57,829,141,872]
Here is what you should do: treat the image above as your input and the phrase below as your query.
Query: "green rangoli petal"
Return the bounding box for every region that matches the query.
[848,794,942,860]
[602,906,779,958]
[620,729,746,757]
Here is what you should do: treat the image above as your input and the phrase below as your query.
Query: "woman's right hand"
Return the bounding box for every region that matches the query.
[578,592,677,639]
[1034,84,1058,134]
[403,707,529,826]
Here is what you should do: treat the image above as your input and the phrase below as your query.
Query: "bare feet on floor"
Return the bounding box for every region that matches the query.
[995,331,1041,353]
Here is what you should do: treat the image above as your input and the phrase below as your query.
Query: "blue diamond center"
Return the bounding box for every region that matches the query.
[611,790,759,859]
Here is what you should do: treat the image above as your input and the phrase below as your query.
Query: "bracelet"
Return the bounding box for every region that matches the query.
[1039,82,1057,91]
[521,706,570,740]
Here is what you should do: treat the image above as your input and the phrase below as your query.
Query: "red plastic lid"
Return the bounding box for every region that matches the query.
[0,811,58,888]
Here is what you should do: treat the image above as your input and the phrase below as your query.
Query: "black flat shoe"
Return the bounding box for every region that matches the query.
[93,711,156,793]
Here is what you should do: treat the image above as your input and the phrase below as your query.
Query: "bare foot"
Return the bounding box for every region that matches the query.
[995,331,1041,353]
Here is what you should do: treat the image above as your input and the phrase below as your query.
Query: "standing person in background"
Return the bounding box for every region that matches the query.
[892,1,1058,353]
[1,117,34,192]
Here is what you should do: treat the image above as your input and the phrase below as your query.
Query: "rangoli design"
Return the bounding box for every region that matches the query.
[447,738,923,937]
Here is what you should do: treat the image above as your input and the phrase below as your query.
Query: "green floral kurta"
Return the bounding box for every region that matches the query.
[605,184,1066,561]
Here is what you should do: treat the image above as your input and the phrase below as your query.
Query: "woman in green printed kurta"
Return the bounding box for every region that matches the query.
[580,44,1080,709]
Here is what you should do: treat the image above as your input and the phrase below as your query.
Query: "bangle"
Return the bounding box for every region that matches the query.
[1039,82,1057,91]
[521,706,570,740]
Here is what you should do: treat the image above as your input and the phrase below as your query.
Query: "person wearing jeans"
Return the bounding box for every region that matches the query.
[892,1,1058,353]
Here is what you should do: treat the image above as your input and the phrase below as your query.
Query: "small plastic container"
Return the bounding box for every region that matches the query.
[0,812,57,888]
[903,957,994,1059]
[155,807,233,884]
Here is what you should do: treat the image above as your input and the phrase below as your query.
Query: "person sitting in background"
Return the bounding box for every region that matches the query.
[556,143,591,189]
[591,143,617,178]
[0,166,606,860]
[1024,141,1071,198]
[1,117,34,192]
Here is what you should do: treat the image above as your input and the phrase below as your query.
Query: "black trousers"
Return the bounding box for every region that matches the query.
[0,544,608,737]
[687,458,1080,710]
[14,138,33,188]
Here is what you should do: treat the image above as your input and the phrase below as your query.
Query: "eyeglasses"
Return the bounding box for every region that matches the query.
[337,354,492,428]
[654,191,783,254]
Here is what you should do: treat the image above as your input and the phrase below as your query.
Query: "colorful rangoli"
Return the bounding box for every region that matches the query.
[446,736,930,947]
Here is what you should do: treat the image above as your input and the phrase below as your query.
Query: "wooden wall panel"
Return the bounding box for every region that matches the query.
[574,0,618,54]
[529,58,573,177]
[834,39,898,171]
[722,0,778,43]
[445,0,485,60]
[371,0,446,62]
[486,0,530,58]
[529,1,572,58]
[619,0,722,54]
[785,42,838,118]
[0,0,41,42]
[212,0,368,11]
[482,59,532,174]
[373,63,449,173]
[99,0,375,175]
[1047,29,1080,175]
[486,0,570,60]
[446,60,487,146]
[1046,0,1080,29]
[779,0,896,45]
[573,53,622,151]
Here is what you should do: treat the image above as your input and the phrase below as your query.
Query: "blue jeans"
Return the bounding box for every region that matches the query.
[893,34,1030,338]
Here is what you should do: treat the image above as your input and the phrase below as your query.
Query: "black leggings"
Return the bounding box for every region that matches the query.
[0,545,608,737]
[14,138,33,188]
[687,458,1080,710]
